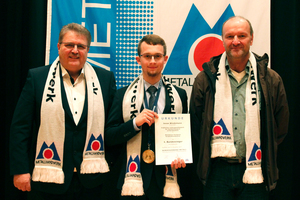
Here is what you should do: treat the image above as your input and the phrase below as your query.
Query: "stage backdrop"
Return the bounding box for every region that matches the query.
[46,0,270,97]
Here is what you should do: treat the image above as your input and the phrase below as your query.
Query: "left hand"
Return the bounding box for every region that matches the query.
[171,158,186,169]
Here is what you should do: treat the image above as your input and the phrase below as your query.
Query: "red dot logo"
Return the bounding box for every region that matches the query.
[91,140,101,151]
[213,125,223,135]
[189,34,225,74]
[129,162,138,172]
[43,148,53,159]
[255,149,262,160]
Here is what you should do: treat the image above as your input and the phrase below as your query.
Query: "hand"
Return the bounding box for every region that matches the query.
[171,158,186,169]
[13,173,31,192]
[135,109,159,127]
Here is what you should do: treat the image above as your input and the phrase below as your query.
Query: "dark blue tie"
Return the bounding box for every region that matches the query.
[147,86,157,110]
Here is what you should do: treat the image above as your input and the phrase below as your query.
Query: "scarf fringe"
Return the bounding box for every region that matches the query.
[243,168,264,184]
[32,167,64,184]
[121,181,144,196]
[163,182,182,198]
[80,159,109,174]
[211,143,236,158]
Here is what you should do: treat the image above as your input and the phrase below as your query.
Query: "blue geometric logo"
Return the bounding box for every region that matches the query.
[248,143,262,162]
[127,155,140,173]
[36,142,61,161]
[212,118,230,136]
[164,4,234,75]
[86,134,104,151]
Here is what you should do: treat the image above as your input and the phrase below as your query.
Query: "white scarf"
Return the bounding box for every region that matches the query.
[32,57,109,184]
[121,74,182,198]
[211,52,263,184]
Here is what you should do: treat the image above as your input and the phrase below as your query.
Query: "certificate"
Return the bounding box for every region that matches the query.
[155,113,193,165]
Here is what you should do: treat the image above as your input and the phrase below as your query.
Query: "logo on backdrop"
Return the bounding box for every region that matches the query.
[164,4,235,77]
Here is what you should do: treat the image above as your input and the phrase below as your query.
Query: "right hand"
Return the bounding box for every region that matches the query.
[13,173,31,192]
[135,109,159,127]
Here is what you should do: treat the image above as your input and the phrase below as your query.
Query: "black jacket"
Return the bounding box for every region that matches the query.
[10,64,116,194]
[105,80,188,192]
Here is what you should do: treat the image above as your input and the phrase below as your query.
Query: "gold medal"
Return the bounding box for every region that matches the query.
[142,149,155,164]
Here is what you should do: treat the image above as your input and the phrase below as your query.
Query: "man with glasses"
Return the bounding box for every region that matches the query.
[10,23,117,199]
[105,34,188,200]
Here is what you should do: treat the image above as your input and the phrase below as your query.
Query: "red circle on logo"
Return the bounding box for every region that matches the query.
[194,37,224,71]
[91,141,100,151]
[43,149,53,159]
[129,162,137,172]
[256,149,262,160]
[213,125,222,135]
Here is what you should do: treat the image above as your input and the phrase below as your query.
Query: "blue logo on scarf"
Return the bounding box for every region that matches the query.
[212,118,230,136]
[248,143,262,162]
[36,142,61,161]
[127,155,140,173]
[86,134,104,151]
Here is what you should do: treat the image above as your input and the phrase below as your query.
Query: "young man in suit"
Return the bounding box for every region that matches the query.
[10,23,117,199]
[105,34,188,200]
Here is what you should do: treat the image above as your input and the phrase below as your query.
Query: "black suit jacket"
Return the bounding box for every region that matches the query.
[105,81,188,192]
[10,64,116,194]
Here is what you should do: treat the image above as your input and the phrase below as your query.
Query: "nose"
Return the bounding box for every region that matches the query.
[149,56,156,63]
[72,45,79,53]
[232,36,240,45]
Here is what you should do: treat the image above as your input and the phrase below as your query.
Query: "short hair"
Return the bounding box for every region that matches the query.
[137,34,167,56]
[222,16,254,36]
[58,23,92,47]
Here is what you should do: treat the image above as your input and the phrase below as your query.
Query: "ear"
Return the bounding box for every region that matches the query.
[163,55,169,64]
[136,56,141,65]
[57,43,61,52]
[250,33,254,46]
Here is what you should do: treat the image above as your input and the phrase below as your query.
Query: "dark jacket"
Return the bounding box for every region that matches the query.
[190,53,289,191]
[105,81,188,192]
[10,64,116,194]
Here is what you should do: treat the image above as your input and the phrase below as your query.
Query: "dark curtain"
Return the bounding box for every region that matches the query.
[3,0,300,199]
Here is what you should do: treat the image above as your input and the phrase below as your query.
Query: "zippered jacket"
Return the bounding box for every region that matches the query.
[190,52,289,191]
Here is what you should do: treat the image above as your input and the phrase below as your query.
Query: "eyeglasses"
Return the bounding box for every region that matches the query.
[61,42,89,50]
[140,54,165,61]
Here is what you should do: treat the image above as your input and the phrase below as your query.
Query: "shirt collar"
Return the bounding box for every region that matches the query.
[225,59,251,74]
[61,64,85,79]
[144,79,161,91]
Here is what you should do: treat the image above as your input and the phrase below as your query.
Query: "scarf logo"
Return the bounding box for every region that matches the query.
[85,134,104,156]
[250,65,257,106]
[212,118,231,138]
[92,82,98,95]
[130,83,138,119]
[46,63,59,102]
[248,143,262,163]
[36,142,61,166]
[126,155,141,173]
[164,79,175,113]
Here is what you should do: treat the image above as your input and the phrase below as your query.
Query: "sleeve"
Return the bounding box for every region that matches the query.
[189,73,206,144]
[10,70,36,175]
[274,75,289,145]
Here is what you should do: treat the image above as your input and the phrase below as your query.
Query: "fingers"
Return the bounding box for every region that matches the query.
[171,158,186,169]
[135,109,158,127]
[13,173,31,192]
